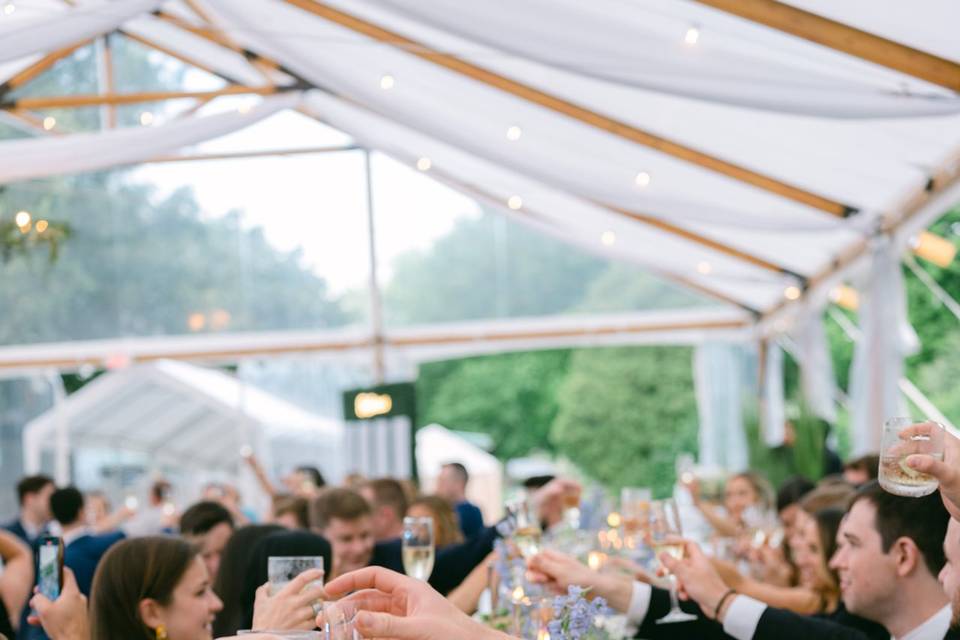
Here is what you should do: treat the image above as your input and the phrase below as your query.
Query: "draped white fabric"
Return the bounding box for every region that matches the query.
[849,238,918,455]
[366,0,960,118]
[762,342,786,447]
[0,93,301,184]
[695,342,749,472]
[790,305,839,423]
[0,0,163,64]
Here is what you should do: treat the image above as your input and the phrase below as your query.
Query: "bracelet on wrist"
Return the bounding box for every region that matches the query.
[715,588,737,618]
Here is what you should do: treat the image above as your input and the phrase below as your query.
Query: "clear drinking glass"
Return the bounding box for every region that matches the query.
[267,556,324,595]
[649,499,697,624]
[507,498,542,559]
[402,516,435,581]
[323,601,363,640]
[879,418,945,497]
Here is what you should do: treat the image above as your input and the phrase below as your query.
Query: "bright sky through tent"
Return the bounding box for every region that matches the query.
[133,107,481,295]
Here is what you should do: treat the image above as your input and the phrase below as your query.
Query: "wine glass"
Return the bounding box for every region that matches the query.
[507,498,542,559]
[402,516,435,581]
[620,487,651,556]
[649,499,697,624]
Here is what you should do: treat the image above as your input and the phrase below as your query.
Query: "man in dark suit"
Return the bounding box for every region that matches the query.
[49,487,124,597]
[436,463,484,539]
[664,482,954,640]
[2,476,54,548]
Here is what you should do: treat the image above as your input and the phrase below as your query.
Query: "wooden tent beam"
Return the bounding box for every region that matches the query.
[281,0,853,218]
[1,85,276,110]
[0,40,91,96]
[693,0,960,93]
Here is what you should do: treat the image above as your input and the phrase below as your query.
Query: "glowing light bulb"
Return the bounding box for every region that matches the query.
[685,26,700,45]
[42,116,56,131]
[600,231,616,246]
[379,74,395,90]
[697,261,712,275]
[36,220,49,233]
[506,125,522,141]
[14,210,31,228]
[634,171,651,187]
[507,195,523,210]
[416,157,431,171]
[3,3,15,16]
[784,285,801,300]
[139,111,154,126]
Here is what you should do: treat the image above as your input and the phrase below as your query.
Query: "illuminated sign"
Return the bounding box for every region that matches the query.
[354,392,393,419]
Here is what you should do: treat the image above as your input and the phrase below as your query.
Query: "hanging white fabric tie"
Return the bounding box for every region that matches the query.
[0,92,301,184]
[694,342,749,471]
[0,0,162,64]
[849,237,919,455]
[761,341,786,447]
[790,303,839,423]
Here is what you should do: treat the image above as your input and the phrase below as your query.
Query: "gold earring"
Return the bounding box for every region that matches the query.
[156,625,168,640]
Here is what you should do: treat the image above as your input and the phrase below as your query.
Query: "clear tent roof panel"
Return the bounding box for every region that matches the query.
[0,0,957,332]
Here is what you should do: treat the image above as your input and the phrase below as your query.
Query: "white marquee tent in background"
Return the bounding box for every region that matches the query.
[1,0,959,479]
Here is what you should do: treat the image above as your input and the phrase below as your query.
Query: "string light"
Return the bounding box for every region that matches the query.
[139,111,154,126]
[784,285,801,301]
[187,313,205,332]
[14,210,31,228]
[506,125,522,141]
[696,261,712,275]
[634,171,651,187]
[42,116,56,131]
[829,284,859,311]
[379,74,395,90]
[507,195,523,210]
[416,157,431,171]
[600,231,616,246]
[35,220,49,234]
[2,3,15,15]
[684,26,700,45]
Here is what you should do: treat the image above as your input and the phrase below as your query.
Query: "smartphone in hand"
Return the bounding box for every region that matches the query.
[36,536,64,600]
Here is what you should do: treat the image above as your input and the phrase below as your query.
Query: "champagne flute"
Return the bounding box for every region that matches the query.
[649,499,697,624]
[620,487,651,555]
[508,498,542,559]
[402,516,435,581]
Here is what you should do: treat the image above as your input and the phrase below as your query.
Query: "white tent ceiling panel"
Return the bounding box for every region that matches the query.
[782,0,960,65]
[359,0,960,118]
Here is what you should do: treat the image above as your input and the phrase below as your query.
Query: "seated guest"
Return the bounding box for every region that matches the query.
[360,478,409,542]
[212,525,284,638]
[408,495,464,547]
[3,475,54,547]
[311,483,568,595]
[776,476,815,542]
[50,487,125,596]
[179,502,235,583]
[843,455,880,486]
[436,463,484,539]
[666,482,951,640]
[688,471,773,537]
[269,495,309,530]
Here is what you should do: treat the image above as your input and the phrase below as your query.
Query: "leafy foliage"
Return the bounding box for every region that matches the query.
[550,346,699,497]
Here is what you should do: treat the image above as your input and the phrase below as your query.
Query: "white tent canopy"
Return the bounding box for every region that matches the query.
[22,359,345,484]
[2,0,960,455]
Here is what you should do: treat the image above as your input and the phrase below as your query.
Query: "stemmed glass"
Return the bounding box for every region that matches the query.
[507,498,542,559]
[620,487,651,556]
[649,499,697,624]
[401,516,435,581]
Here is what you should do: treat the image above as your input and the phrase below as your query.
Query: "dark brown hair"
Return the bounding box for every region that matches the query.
[309,488,371,530]
[272,494,310,529]
[90,537,197,639]
[409,495,463,547]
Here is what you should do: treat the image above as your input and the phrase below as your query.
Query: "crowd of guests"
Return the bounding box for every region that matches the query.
[4,437,960,640]
[0,459,574,640]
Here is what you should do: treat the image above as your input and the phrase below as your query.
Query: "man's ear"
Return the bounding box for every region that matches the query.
[892,536,922,578]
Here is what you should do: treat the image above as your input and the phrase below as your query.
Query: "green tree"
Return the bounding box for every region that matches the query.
[550,346,699,497]
[417,350,571,460]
